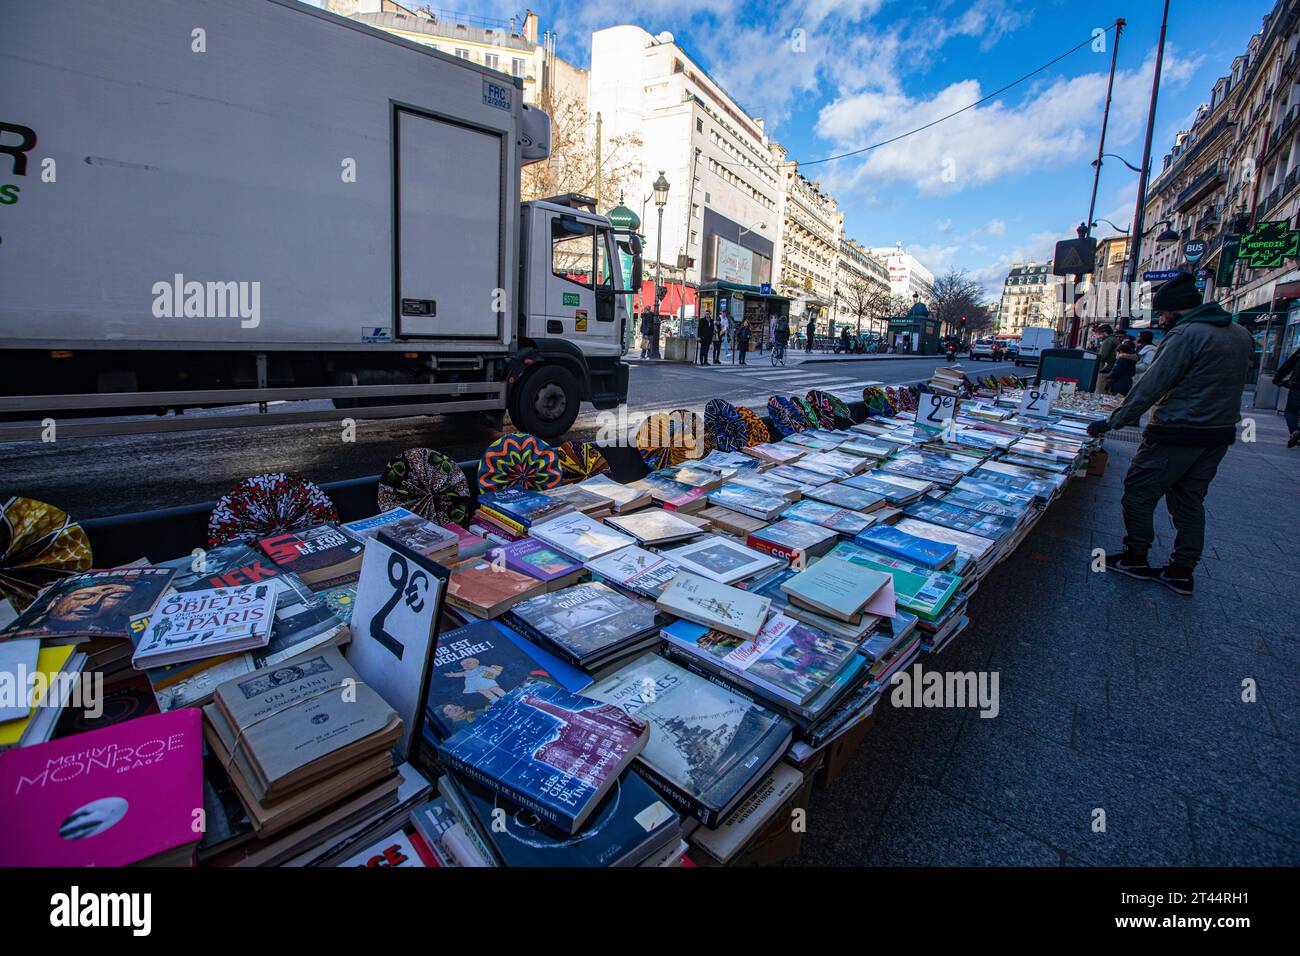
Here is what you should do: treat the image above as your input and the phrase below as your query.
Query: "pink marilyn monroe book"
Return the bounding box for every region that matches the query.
[0,708,203,866]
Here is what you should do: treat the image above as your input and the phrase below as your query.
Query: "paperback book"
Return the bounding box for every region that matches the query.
[658,534,781,585]
[258,524,366,585]
[903,497,1019,540]
[576,474,652,513]
[605,508,705,546]
[655,572,771,641]
[487,537,584,586]
[705,484,789,520]
[804,482,886,513]
[781,498,876,537]
[445,558,547,619]
[745,518,839,565]
[826,541,961,622]
[854,524,958,570]
[779,556,894,623]
[1,567,175,644]
[527,512,636,562]
[584,545,683,600]
[476,488,572,528]
[156,543,283,592]
[342,508,459,560]
[131,582,278,668]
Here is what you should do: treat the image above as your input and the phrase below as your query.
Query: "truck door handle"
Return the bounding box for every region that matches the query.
[547,320,563,334]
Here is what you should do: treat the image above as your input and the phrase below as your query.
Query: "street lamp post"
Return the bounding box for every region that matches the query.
[652,171,670,359]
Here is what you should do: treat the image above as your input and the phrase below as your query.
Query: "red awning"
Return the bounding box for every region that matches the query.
[638,279,698,316]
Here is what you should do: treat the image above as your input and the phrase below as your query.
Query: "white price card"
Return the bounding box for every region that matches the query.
[1019,380,1062,418]
[916,391,957,429]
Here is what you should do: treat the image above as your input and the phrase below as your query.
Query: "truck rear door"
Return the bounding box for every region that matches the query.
[394,107,507,343]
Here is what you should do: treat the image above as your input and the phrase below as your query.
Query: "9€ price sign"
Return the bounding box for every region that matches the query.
[916,391,956,430]
[1019,380,1062,418]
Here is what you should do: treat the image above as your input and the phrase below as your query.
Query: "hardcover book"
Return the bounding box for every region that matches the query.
[742,442,805,465]
[527,512,636,562]
[343,508,459,560]
[804,482,885,513]
[827,541,961,622]
[156,543,283,591]
[855,524,958,570]
[132,583,278,668]
[781,498,875,537]
[655,572,771,640]
[696,506,769,538]
[940,487,1031,518]
[848,471,932,502]
[583,653,794,826]
[769,464,835,487]
[0,708,204,866]
[746,519,839,564]
[689,762,803,865]
[476,488,572,528]
[801,451,870,475]
[575,474,652,513]
[705,484,788,521]
[423,619,589,742]
[658,535,781,586]
[1,567,175,644]
[488,537,583,585]
[893,517,997,566]
[440,763,680,867]
[779,556,894,622]
[439,682,649,834]
[502,582,663,670]
[544,483,616,517]
[604,508,704,546]
[258,524,366,585]
[446,558,548,619]
[585,545,683,600]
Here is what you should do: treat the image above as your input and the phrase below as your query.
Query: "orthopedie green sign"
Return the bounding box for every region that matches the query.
[1238,220,1300,269]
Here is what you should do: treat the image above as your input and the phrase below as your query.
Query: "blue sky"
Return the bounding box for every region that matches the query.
[317,1,1273,295]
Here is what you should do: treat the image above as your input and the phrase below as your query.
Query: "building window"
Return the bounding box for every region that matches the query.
[697,118,704,133]
[512,58,524,77]
[484,53,499,71]
[455,48,470,59]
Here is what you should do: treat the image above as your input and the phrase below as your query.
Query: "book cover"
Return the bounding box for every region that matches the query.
[156,543,283,591]
[704,484,787,520]
[769,464,835,487]
[782,499,875,537]
[1,567,175,643]
[575,474,649,511]
[584,545,683,600]
[893,517,997,565]
[584,654,794,826]
[258,524,365,578]
[439,682,648,834]
[503,583,662,667]
[343,508,459,558]
[903,497,1018,540]
[658,535,780,586]
[655,572,771,641]
[696,506,768,538]
[423,619,589,742]
[605,509,703,546]
[446,558,546,618]
[689,762,803,864]
[941,488,1031,518]
[442,763,679,867]
[528,512,636,562]
[780,556,894,622]
[826,541,961,622]
[804,482,885,513]
[545,483,615,515]
[855,524,958,570]
[746,519,839,564]
[131,583,277,668]
[476,489,571,528]
[0,708,203,866]
[490,537,583,584]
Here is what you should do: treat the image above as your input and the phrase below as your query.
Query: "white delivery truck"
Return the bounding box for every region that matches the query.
[1016,327,1057,367]
[0,0,638,440]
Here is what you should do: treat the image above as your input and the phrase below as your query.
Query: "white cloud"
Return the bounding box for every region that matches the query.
[936,218,954,233]
[985,219,1006,235]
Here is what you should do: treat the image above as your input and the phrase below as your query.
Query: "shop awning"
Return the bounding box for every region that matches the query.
[705,280,793,302]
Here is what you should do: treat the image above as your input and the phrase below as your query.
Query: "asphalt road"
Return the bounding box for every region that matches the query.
[1,356,1018,518]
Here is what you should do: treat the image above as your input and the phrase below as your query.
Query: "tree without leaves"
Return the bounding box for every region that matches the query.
[928,269,988,341]
[841,275,893,336]
[521,89,642,213]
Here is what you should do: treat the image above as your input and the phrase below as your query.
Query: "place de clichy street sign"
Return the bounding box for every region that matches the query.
[1238,220,1300,269]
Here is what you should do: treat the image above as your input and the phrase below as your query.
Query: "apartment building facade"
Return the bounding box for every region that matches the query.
[834,238,892,335]
[994,261,1063,334]
[772,150,844,332]
[868,244,935,302]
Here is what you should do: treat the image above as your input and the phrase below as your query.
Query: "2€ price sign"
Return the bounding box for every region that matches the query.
[916,391,956,429]
[1019,380,1062,418]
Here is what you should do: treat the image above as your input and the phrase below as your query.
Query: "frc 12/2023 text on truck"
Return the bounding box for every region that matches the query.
[0,0,639,441]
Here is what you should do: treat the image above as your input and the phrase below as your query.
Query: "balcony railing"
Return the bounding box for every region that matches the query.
[1175,160,1228,212]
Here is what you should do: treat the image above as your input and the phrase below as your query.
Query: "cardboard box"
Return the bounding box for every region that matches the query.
[1086,449,1109,477]
[814,709,877,790]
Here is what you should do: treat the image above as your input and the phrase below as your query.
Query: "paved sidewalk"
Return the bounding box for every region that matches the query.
[791,406,1300,866]
[629,349,940,367]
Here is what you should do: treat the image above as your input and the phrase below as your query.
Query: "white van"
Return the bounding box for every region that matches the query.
[1016,327,1057,367]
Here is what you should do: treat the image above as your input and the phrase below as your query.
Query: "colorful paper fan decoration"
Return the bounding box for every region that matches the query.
[863,386,894,417]
[555,439,611,484]
[208,473,337,548]
[636,410,705,468]
[704,398,750,452]
[736,405,770,446]
[477,432,562,493]
[805,389,850,429]
[795,396,823,429]
[0,497,93,612]
[378,448,472,525]
[767,395,808,436]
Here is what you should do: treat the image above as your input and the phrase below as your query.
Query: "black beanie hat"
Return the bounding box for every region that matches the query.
[1152,272,1202,311]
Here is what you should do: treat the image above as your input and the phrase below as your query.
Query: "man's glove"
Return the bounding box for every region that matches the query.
[1086,420,1109,438]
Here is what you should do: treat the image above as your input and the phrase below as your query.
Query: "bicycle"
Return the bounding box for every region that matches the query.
[771,340,787,366]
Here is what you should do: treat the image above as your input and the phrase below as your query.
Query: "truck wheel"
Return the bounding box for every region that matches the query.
[512,365,579,439]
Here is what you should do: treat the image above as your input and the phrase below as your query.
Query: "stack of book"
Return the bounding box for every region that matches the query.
[502,582,664,676]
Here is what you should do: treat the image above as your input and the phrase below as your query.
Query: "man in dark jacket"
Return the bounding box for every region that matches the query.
[1086,273,1254,595]
[639,311,654,359]
[1273,346,1300,447]
[806,317,816,353]
[1094,324,1117,391]
[697,313,714,365]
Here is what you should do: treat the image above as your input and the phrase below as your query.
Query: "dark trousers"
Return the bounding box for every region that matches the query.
[1284,388,1300,434]
[697,340,711,364]
[738,342,748,364]
[712,337,722,363]
[1121,439,1229,568]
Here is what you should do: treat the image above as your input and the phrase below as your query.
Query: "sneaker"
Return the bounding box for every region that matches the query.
[1288,430,1300,448]
[1104,551,1158,580]
[1155,565,1194,596]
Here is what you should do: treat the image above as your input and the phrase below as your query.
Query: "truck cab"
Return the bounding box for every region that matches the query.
[511,194,640,434]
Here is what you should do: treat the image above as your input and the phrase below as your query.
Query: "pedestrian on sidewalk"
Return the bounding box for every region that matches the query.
[736,321,751,364]
[1273,345,1300,447]
[806,316,816,353]
[639,310,653,359]
[1087,272,1254,595]
[1105,339,1139,396]
[773,312,791,364]
[712,314,725,364]
[839,326,852,355]
[1134,330,1158,383]
[697,313,714,365]
[1094,324,1117,392]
